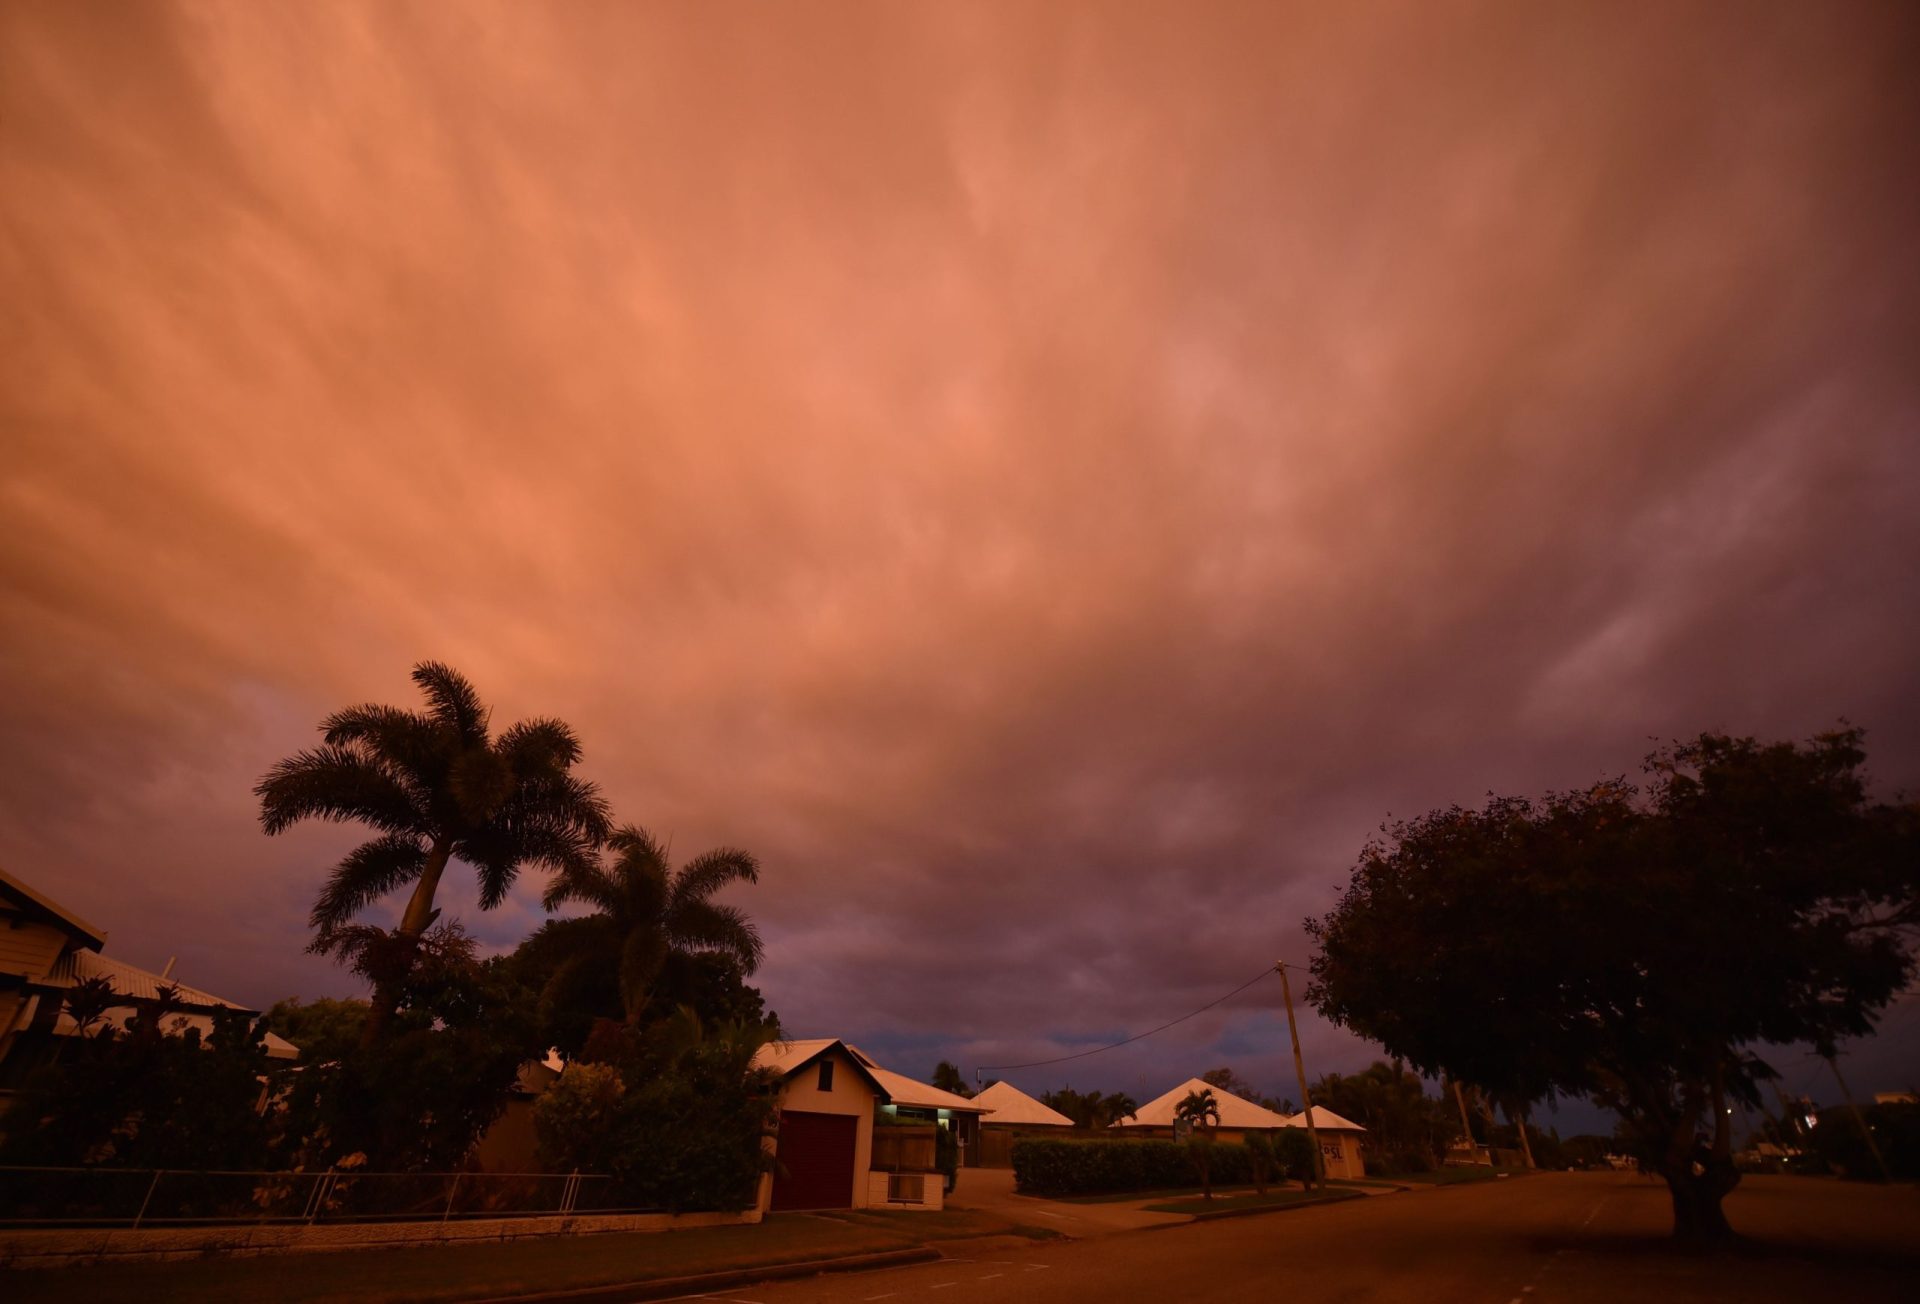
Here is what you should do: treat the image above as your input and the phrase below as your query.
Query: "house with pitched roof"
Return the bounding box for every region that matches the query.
[970,1080,1074,1166]
[749,1038,991,1212]
[0,867,297,1096]
[1111,1076,1294,1140]
[1286,1104,1369,1179]
[1110,1076,1369,1177]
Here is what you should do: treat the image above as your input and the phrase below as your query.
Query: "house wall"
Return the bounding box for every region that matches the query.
[769,1048,876,1209]
[1318,1131,1365,1179]
[865,1170,944,1211]
[0,921,68,979]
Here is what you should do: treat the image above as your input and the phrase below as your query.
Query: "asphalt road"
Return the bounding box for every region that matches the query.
[658,1173,1919,1304]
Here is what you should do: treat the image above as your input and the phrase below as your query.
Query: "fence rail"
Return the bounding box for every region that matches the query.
[0,1166,656,1229]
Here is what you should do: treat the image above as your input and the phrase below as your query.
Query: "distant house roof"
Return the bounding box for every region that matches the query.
[1115,1078,1294,1131]
[44,949,242,1011]
[1288,1105,1366,1132]
[749,1038,993,1114]
[0,866,107,950]
[972,1080,1074,1127]
[39,949,300,1060]
[848,1047,992,1115]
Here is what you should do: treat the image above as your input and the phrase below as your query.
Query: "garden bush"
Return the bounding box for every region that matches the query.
[1011,1136,1279,1196]
[1275,1127,1319,1186]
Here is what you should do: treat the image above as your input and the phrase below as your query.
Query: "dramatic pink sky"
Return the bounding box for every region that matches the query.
[3,2,1917,1111]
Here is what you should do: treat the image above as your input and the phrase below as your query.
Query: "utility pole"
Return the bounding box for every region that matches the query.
[1452,1080,1482,1164]
[1276,961,1325,1185]
[1511,1103,1536,1170]
[1826,1053,1892,1182]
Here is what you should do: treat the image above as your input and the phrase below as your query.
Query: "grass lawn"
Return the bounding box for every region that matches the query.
[3,1209,1054,1304]
[1142,1188,1363,1216]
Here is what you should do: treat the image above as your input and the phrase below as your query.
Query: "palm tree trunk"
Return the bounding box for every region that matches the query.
[359,841,452,1048]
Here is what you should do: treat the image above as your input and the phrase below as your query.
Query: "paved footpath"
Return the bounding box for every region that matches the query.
[640,1173,1919,1304]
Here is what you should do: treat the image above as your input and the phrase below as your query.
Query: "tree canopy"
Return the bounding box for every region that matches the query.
[257,662,610,1043]
[1306,729,1918,1241]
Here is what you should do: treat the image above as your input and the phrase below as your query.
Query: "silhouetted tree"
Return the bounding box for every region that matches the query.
[1308,728,1919,1242]
[1175,1088,1222,1198]
[535,825,763,1028]
[257,662,609,1045]
[931,1061,973,1097]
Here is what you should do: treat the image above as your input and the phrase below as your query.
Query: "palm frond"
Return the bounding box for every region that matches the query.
[411,661,489,742]
[607,824,668,869]
[541,858,625,914]
[495,717,584,772]
[670,900,764,973]
[309,833,429,931]
[672,847,760,909]
[257,746,422,835]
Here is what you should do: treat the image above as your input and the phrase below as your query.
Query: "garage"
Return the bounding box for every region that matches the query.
[769,1109,859,1211]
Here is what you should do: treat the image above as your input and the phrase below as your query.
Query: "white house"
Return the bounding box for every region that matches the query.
[750,1039,991,1212]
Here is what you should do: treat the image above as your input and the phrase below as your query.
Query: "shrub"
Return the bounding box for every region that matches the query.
[1275,1128,1319,1187]
[1243,1131,1275,1193]
[532,1062,626,1171]
[1011,1137,1265,1196]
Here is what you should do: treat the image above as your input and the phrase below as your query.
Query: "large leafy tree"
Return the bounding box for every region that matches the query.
[257,662,610,1044]
[1307,729,1918,1242]
[533,825,764,1029]
[1310,1062,1461,1171]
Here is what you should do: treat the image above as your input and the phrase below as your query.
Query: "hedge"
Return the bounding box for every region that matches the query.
[1011,1134,1321,1197]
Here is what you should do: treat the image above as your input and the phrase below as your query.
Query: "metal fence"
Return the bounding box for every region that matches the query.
[0,1166,656,1228]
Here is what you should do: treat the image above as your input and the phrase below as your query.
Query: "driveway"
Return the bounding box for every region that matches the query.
[945,1166,1195,1237]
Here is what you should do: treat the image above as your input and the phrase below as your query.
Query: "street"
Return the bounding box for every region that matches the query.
[688,1173,1919,1303]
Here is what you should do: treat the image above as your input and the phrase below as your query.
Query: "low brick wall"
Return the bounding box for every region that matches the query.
[0,1207,762,1270]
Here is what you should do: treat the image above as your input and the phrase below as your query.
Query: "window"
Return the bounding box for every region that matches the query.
[818,1059,835,1091]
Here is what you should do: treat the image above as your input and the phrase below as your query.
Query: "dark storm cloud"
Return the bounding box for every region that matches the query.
[3,1,1917,1102]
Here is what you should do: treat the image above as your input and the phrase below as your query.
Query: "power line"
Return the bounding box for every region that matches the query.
[975,962,1295,1075]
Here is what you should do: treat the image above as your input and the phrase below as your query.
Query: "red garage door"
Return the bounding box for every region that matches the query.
[770,1110,858,1211]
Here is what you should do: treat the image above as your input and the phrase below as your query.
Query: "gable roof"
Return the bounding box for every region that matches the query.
[1287,1105,1366,1132]
[972,1080,1074,1127]
[848,1047,993,1115]
[749,1038,993,1114]
[0,866,106,950]
[1114,1078,1293,1130]
[751,1038,890,1097]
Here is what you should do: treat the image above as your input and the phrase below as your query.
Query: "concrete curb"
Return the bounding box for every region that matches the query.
[464,1246,942,1304]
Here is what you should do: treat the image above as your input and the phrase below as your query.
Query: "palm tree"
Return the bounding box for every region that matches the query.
[1176,1088,1222,1199]
[257,662,610,1044]
[538,825,763,1026]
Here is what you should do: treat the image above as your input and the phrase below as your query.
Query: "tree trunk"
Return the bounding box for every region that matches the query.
[1663,1164,1738,1244]
[359,840,452,1048]
[1660,1068,1741,1245]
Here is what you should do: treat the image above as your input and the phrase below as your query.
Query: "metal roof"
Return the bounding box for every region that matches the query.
[750,1038,993,1114]
[849,1047,993,1115]
[971,1080,1074,1127]
[44,948,256,1013]
[1113,1078,1295,1130]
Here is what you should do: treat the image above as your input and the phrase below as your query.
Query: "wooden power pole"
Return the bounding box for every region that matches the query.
[1826,1053,1892,1182]
[1276,961,1325,1184]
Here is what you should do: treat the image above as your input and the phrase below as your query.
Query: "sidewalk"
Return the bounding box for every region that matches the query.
[3,1208,1056,1304]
